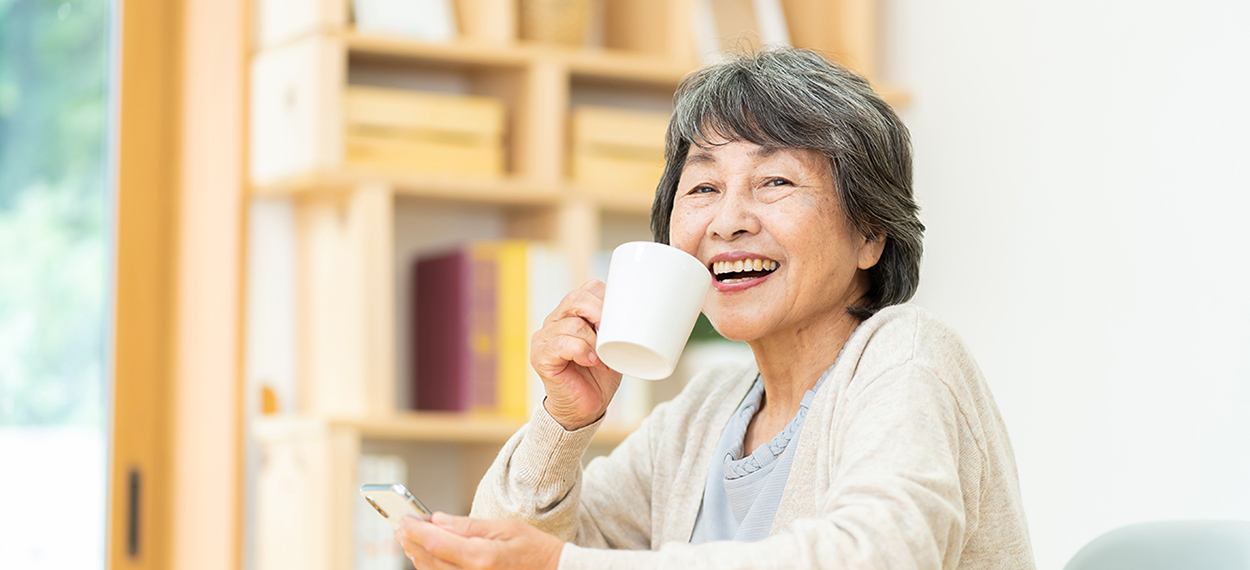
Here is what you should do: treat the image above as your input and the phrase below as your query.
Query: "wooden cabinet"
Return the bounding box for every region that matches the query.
[245,0,904,567]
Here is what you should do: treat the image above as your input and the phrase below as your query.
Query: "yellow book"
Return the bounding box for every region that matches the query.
[345,86,504,137]
[569,105,669,149]
[495,240,530,420]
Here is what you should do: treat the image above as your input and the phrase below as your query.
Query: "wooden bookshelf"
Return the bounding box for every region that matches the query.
[344,32,533,68]
[253,412,633,446]
[252,171,657,214]
[576,183,656,215]
[251,169,561,205]
[245,0,905,568]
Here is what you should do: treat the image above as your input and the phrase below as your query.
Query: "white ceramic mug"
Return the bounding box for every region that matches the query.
[595,242,712,380]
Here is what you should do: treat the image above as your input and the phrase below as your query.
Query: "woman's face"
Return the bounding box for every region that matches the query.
[669,138,885,342]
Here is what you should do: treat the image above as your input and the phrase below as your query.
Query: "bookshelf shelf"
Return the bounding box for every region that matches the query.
[251,169,561,206]
[344,32,532,69]
[578,185,656,215]
[345,31,694,87]
[249,169,661,214]
[253,412,633,446]
[389,175,558,204]
[563,49,692,86]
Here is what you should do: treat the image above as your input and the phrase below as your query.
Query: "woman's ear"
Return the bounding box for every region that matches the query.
[857,231,887,270]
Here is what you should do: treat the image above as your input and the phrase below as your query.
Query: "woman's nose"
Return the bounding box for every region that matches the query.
[707,189,760,241]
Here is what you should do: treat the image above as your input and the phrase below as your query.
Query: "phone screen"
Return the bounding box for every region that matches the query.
[359,483,433,529]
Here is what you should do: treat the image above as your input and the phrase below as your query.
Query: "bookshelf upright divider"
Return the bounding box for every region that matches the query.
[293,184,395,417]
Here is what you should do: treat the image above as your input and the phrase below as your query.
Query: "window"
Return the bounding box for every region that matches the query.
[0,1,113,567]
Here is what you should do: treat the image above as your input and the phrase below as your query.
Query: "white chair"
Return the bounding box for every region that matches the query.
[1065,521,1250,570]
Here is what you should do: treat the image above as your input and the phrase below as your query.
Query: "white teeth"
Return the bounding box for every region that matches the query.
[712,258,779,276]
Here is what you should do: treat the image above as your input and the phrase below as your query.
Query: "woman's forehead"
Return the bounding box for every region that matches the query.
[682,141,828,173]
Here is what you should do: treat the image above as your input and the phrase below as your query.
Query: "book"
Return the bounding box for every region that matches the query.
[413,247,468,411]
[525,243,572,417]
[495,240,530,420]
[353,0,458,42]
[569,106,670,193]
[414,242,584,420]
[412,243,497,412]
[344,86,505,176]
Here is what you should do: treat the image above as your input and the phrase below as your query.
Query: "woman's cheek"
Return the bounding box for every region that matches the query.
[668,209,701,253]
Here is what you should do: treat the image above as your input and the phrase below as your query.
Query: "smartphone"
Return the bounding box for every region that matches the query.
[359,483,433,530]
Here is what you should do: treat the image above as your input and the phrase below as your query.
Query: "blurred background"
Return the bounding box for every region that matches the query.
[1,0,111,567]
[0,0,1247,569]
[890,1,1250,567]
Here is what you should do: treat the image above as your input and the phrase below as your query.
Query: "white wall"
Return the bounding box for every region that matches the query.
[882,1,1250,567]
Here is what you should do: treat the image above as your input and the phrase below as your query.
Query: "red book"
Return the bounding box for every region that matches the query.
[412,244,497,413]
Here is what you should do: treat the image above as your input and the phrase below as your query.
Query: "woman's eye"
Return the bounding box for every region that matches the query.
[687,185,716,195]
[764,178,792,187]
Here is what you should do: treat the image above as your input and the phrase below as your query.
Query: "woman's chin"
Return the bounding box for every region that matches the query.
[703,318,768,344]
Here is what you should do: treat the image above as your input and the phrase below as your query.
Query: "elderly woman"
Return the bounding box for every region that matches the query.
[396,47,1035,569]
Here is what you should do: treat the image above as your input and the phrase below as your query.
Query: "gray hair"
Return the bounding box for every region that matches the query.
[651,47,924,319]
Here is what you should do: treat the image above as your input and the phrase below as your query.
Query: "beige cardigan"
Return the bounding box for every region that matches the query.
[472,305,1036,569]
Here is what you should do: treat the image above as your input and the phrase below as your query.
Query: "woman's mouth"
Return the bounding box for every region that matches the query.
[712,258,779,284]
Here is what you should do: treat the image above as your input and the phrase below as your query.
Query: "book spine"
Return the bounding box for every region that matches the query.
[496,241,530,420]
[468,242,498,415]
[413,249,471,411]
[526,244,571,416]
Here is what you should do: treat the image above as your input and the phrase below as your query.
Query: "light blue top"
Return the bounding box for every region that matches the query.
[688,369,829,543]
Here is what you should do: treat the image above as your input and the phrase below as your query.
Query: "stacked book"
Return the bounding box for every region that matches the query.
[569,105,670,195]
[345,86,505,177]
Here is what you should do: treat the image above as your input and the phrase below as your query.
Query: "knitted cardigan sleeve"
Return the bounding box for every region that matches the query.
[469,400,660,551]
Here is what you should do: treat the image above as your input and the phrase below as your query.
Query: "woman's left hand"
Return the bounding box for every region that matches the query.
[394,512,563,570]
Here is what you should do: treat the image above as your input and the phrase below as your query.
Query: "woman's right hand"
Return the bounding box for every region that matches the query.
[529,280,622,431]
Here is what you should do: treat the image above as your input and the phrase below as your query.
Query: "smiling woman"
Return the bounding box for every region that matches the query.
[670,141,879,351]
[395,48,1036,570]
[654,48,923,321]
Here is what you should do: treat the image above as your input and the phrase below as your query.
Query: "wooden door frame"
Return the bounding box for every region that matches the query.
[109,0,248,568]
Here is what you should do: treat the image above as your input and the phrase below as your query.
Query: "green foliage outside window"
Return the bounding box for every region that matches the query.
[0,0,110,426]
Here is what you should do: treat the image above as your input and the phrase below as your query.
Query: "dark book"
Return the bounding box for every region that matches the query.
[412,243,497,413]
